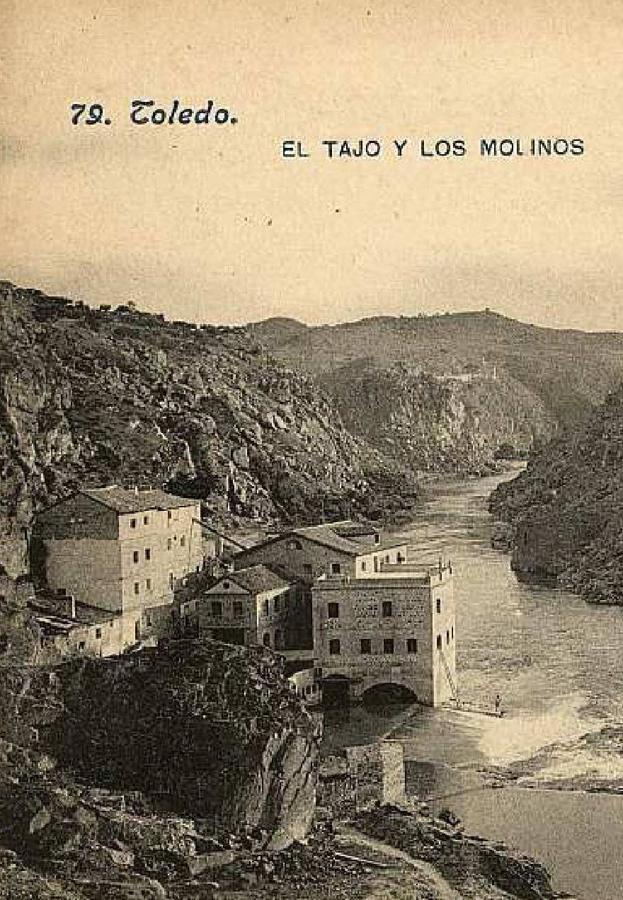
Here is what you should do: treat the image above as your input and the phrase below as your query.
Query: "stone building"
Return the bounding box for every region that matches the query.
[30,594,130,659]
[312,561,456,707]
[231,522,409,649]
[33,486,204,650]
[182,564,293,650]
[318,742,406,815]
[232,522,409,583]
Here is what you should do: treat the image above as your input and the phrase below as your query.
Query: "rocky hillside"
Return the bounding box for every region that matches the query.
[0,281,417,576]
[0,588,322,897]
[489,384,623,604]
[251,311,623,474]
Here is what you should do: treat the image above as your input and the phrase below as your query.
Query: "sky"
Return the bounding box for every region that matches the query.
[1,0,622,329]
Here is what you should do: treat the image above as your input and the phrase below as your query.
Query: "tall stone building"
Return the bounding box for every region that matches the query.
[312,561,456,707]
[33,486,204,648]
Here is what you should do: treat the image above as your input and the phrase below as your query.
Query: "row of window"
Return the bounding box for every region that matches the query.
[328,637,419,655]
[208,596,289,617]
[328,600,397,619]
[130,536,186,564]
[211,600,245,618]
[436,627,454,648]
[133,572,177,595]
[129,510,175,529]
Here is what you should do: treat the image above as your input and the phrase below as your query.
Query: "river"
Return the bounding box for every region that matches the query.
[322,467,623,900]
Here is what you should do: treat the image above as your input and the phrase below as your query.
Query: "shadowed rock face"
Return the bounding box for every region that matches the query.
[489,384,623,604]
[0,626,320,896]
[33,640,319,844]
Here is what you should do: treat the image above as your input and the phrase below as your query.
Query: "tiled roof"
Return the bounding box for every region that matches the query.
[217,565,291,595]
[81,486,197,514]
[233,522,408,560]
[292,525,361,555]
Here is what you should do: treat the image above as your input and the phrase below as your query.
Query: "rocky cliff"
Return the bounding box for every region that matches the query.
[0,281,416,576]
[0,592,321,897]
[489,384,623,603]
[252,310,623,475]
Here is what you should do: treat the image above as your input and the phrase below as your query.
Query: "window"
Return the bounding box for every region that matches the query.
[146,578,152,591]
[327,602,340,619]
[451,625,454,639]
[331,563,341,575]
[446,630,450,645]
[233,601,243,617]
[288,539,303,550]
[374,533,380,544]
[274,597,280,612]
[95,628,102,639]
[263,633,271,647]
[383,638,394,654]
[133,551,139,563]
[145,548,151,561]
[78,641,85,651]
[143,515,149,525]
[436,597,441,614]
[385,555,390,564]
[134,582,140,595]
[360,638,372,654]
[211,601,223,617]
[407,638,418,654]
[263,598,269,615]
[130,518,137,529]
[329,638,341,655]
[436,634,442,650]
[382,600,393,618]
[180,535,186,547]
[361,561,366,571]
[303,564,313,575]
[168,510,172,522]
[169,572,174,589]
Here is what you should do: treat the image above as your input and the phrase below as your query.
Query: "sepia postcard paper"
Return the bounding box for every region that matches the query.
[1,2,622,899]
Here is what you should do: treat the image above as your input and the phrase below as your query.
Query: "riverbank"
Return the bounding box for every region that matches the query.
[322,467,623,899]
[146,802,568,900]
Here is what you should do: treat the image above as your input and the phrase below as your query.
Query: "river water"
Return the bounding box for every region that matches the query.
[322,467,623,900]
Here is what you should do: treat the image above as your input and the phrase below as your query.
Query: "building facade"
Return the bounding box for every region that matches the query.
[183,565,293,650]
[33,487,204,650]
[232,522,409,584]
[231,522,409,650]
[312,562,455,707]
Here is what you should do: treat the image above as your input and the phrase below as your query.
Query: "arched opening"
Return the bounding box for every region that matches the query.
[322,674,351,708]
[362,682,417,706]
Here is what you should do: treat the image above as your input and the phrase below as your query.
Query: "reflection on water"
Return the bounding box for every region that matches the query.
[322,468,623,900]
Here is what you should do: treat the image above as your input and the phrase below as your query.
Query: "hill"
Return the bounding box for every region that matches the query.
[254,310,623,471]
[489,384,623,604]
[0,282,416,576]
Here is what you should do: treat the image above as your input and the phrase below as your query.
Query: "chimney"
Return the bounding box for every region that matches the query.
[64,595,76,619]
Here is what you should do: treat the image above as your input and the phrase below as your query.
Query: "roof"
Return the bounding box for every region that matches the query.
[29,598,117,634]
[215,565,292,595]
[292,525,361,555]
[81,486,198,515]
[234,521,408,560]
